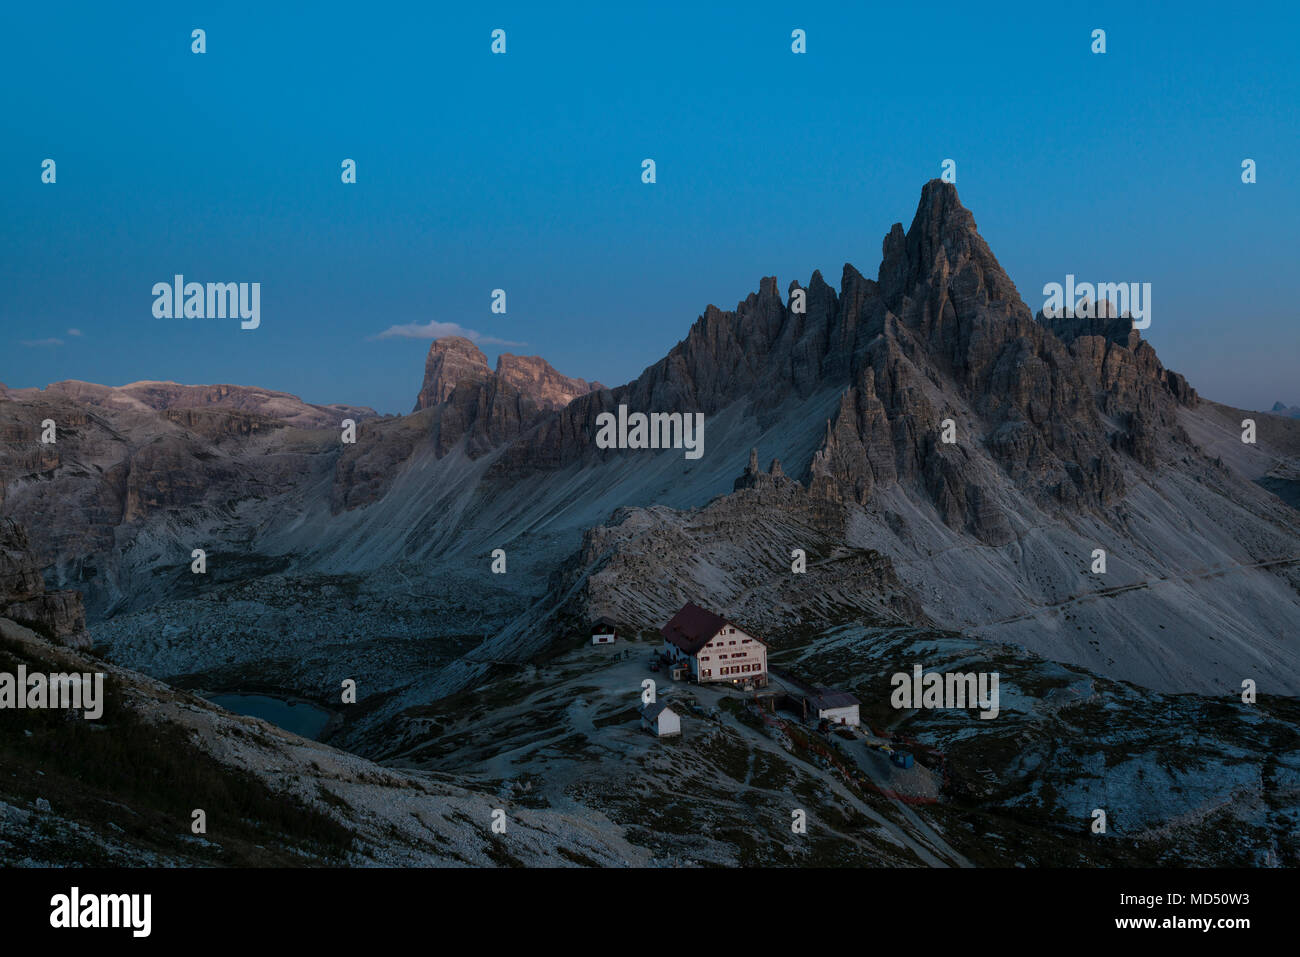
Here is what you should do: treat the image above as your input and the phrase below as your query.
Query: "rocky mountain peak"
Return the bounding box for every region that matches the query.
[336,339,608,510]
[414,338,602,415]
[413,337,492,411]
[908,179,978,255]
[880,179,1028,324]
[494,354,604,411]
[485,182,1205,529]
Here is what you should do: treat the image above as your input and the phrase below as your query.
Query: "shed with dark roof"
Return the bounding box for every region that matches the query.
[808,687,860,727]
[641,701,681,737]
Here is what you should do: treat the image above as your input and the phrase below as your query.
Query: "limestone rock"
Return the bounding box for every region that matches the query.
[0,518,89,648]
[407,338,604,470]
[413,337,492,411]
[733,448,796,492]
[494,354,604,411]
[489,181,1204,547]
[0,518,44,601]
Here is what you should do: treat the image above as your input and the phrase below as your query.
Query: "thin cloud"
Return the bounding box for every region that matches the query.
[66,328,83,337]
[20,337,64,347]
[371,320,524,347]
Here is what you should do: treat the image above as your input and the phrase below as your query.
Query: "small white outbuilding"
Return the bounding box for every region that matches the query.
[809,688,860,728]
[641,701,681,738]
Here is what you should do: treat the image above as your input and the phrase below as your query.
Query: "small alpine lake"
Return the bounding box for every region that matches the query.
[207,693,332,740]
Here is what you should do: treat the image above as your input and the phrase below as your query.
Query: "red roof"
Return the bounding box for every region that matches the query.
[661,602,765,655]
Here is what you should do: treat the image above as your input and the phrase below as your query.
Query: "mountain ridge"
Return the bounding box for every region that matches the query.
[0,379,379,430]
[2,180,1297,703]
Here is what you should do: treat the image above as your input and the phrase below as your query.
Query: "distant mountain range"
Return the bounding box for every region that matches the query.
[0,379,378,430]
[4,180,1298,867]
[0,181,1296,694]
[7,179,1293,700]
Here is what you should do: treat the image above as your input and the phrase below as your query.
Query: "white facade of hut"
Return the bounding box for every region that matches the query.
[641,702,681,738]
[810,689,860,727]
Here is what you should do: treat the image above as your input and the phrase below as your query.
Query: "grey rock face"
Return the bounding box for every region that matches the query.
[0,518,44,601]
[413,337,492,411]
[0,388,341,618]
[0,518,89,648]
[493,354,604,411]
[404,337,604,473]
[551,472,924,637]
[733,448,796,492]
[486,181,1211,548]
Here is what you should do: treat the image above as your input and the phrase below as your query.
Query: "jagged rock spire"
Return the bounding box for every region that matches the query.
[734,448,793,493]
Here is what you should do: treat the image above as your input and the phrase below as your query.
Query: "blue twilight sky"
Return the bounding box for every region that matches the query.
[1,1,1297,415]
